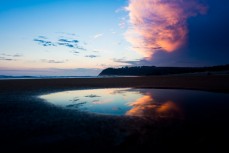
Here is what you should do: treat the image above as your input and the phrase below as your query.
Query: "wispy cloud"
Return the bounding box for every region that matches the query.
[93,33,103,39]
[58,39,79,43]
[57,42,75,48]
[38,36,48,39]
[85,55,99,58]
[71,51,79,54]
[57,38,83,50]
[41,59,68,64]
[0,57,15,61]
[33,38,56,47]
[75,46,87,51]
[119,17,127,29]
[1,53,23,57]
[125,0,207,59]
[56,32,77,36]
[115,7,125,13]
[0,53,23,61]
[33,36,87,51]
[13,54,23,57]
[113,58,140,65]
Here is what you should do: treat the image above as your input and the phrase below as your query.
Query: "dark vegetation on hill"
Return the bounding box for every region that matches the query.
[99,64,229,76]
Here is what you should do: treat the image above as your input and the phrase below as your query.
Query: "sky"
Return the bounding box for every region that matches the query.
[0,0,228,76]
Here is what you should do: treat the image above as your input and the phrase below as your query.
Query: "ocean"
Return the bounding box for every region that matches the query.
[0,75,138,80]
[0,75,100,80]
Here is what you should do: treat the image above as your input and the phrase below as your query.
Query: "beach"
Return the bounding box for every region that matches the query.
[1,75,229,93]
[0,76,229,153]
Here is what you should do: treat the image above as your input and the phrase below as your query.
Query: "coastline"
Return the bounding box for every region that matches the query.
[1,75,229,93]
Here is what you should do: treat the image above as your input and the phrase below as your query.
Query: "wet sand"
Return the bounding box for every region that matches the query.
[0,76,229,153]
[1,75,229,93]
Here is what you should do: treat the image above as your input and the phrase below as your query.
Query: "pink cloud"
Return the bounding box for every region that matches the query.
[125,0,207,59]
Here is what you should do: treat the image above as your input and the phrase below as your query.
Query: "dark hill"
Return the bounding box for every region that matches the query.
[99,64,229,76]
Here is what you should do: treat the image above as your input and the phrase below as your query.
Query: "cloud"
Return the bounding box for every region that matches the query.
[58,39,79,43]
[1,53,23,57]
[113,49,217,67]
[57,42,75,48]
[41,59,68,64]
[38,36,48,39]
[71,51,79,54]
[93,33,103,39]
[33,38,56,47]
[56,32,77,36]
[34,36,87,51]
[0,57,14,61]
[13,54,23,57]
[57,38,80,49]
[119,17,127,29]
[85,55,99,58]
[125,0,207,59]
[0,53,23,61]
[75,46,87,51]
[113,58,141,65]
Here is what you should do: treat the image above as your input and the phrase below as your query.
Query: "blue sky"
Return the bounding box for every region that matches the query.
[0,0,139,76]
[0,0,229,76]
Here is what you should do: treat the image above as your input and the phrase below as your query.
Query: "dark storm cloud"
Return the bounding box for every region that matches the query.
[184,0,229,65]
[113,49,215,67]
[125,0,229,66]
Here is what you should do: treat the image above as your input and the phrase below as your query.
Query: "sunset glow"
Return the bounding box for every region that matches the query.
[0,0,228,75]
[126,0,207,59]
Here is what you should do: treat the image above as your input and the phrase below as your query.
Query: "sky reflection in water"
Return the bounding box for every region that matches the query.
[40,88,229,118]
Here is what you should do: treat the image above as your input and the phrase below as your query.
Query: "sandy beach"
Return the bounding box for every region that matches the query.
[0,76,229,153]
[1,75,229,93]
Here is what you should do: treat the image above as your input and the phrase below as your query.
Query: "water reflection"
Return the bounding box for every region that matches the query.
[126,95,181,118]
[40,88,184,118]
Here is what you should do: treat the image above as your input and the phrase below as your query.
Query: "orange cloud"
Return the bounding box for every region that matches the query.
[125,0,207,59]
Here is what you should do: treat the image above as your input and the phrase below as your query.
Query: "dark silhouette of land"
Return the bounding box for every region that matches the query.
[99,64,229,76]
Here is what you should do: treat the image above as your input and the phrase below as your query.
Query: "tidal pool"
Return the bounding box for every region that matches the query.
[40,88,229,118]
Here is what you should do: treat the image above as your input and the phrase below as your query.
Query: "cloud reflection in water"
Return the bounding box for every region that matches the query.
[40,88,182,118]
[126,95,181,119]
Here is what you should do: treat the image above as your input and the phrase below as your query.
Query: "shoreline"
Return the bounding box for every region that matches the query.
[1,75,229,93]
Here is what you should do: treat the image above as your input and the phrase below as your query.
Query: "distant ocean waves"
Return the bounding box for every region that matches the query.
[0,75,98,80]
[0,75,138,80]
